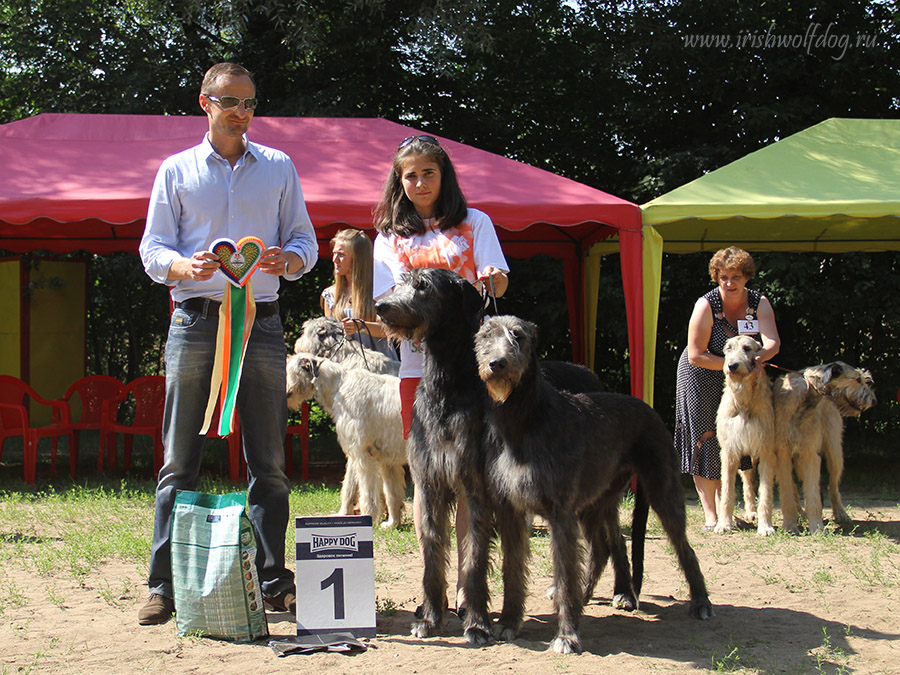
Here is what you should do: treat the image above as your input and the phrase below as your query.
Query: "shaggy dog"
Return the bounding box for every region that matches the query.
[293,316,400,512]
[286,352,407,528]
[375,268,621,648]
[772,361,876,533]
[294,316,400,375]
[475,315,713,654]
[715,335,789,536]
[375,267,497,646]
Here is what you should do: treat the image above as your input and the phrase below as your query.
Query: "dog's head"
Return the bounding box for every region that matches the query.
[474,315,538,403]
[286,352,322,410]
[293,316,343,356]
[722,335,764,380]
[375,268,484,342]
[804,361,877,416]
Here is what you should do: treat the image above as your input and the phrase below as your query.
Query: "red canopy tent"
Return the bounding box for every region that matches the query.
[0,114,647,397]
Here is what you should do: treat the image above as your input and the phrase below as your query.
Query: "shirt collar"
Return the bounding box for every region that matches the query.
[201,133,257,164]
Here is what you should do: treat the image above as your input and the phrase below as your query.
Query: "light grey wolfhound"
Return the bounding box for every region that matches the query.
[715,335,787,536]
[772,361,876,534]
[286,352,407,529]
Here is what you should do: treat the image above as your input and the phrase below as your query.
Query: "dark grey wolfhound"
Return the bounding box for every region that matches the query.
[474,315,714,654]
[375,267,496,645]
[374,268,618,647]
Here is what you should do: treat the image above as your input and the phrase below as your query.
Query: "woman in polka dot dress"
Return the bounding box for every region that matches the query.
[674,247,781,531]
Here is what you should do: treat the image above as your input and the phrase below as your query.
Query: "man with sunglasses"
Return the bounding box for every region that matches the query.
[138,62,317,625]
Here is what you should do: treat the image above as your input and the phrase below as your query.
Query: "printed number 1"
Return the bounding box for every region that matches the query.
[321,568,345,620]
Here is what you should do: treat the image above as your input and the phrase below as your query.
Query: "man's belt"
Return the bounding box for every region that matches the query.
[175,297,280,318]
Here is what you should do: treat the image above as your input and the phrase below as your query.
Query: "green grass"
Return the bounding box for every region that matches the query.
[0,470,422,591]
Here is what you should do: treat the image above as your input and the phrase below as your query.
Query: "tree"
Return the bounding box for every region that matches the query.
[1,0,898,451]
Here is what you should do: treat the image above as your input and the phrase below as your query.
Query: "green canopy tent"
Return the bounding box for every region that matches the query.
[634,117,900,403]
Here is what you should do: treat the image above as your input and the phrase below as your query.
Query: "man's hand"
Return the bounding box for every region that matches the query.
[260,246,302,276]
[169,252,219,281]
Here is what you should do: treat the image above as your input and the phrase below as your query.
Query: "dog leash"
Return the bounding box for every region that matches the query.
[331,319,380,372]
[764,362,800,375]
[764,362,824,394]
[481,275,500,316]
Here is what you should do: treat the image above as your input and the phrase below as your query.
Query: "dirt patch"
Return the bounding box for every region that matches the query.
[2,496,899,674]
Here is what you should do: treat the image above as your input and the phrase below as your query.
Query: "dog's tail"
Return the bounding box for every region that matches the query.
[631,482,649,598]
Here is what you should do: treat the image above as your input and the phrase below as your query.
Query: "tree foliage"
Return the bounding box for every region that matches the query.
[1,0,898,451]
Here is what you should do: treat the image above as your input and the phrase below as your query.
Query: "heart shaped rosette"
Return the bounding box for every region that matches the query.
[210,236,265,287]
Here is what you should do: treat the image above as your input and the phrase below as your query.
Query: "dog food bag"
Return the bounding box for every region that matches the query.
[171,490,268,641]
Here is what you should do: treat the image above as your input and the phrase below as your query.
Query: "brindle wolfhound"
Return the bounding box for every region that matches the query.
[475,315,713,654]
[375,268,496,646]
[715,335,790,536]
[772,361,876,533]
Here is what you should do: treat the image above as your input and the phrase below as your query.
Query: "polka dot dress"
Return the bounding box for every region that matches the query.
[674,288,762,479]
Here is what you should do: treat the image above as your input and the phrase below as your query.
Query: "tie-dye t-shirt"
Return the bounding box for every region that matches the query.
[373,208,509,378]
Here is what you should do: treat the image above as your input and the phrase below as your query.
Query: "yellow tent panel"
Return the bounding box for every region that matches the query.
[642,118,900,253]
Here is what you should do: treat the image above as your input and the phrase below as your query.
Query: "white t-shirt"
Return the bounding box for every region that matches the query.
[373,208,509,378]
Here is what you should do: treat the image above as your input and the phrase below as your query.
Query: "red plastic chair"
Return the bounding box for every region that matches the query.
[54,375,125,472]
[0,375,76,483]
[98,376,166,475]
[285,402,310,481]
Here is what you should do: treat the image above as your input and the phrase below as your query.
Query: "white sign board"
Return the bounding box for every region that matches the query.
[295,515,376,638]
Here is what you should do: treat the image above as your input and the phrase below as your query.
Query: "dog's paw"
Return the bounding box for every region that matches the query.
[808,519,826,535]
[380,519,398,529]
[464,625,494,647]
[612,592,638,611]
[713,520,734,534]
[832,508,851,526]
[549,635,582,654]
[756,524,776,537]
[781,520,800,535]
[690,596,715,620]
[493,622,519,642]
[410,619,440,638]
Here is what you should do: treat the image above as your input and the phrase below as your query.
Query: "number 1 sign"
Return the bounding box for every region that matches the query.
[295,515,376,638]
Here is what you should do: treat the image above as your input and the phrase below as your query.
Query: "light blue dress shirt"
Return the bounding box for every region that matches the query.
[139,134,318,303]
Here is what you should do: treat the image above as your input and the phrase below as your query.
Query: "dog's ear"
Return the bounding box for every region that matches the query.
[460,275,485,323]
[299,355,317,378]
[822,362,842,386]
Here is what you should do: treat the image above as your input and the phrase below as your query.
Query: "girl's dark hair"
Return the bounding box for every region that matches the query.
[373,136,468,237]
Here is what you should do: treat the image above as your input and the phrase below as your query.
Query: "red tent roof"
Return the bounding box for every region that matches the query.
[0,113,639,250]
[0,113,645,394]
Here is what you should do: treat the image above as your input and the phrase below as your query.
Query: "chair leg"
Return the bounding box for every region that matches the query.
[301,403,310,481]
[24,432,37,484]
[123,436,133,472]
[97,433,107,472]
[108,434,120,470]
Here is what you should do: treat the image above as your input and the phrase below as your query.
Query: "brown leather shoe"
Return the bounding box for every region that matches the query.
[263,589,296,614]
[138,593,175,625]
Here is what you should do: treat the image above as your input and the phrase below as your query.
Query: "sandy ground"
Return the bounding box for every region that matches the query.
[2,496,900,674]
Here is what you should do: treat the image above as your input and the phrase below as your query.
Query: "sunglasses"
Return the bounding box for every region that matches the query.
[205,94,259,111]
[398,134,441,150]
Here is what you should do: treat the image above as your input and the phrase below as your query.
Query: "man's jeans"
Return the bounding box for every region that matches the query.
[147,301,293,599]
